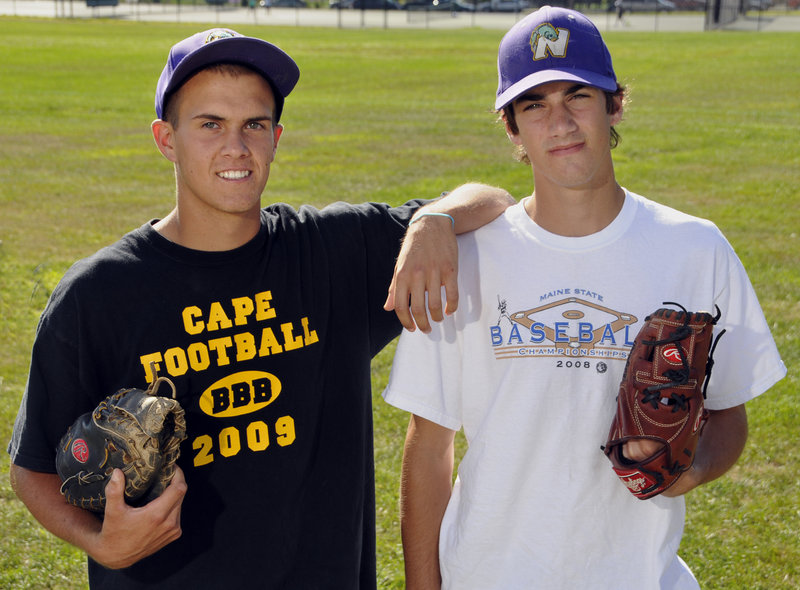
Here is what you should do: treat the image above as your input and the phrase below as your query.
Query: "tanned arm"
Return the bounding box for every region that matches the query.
[663,404,748,497]
[400,415,457,590]
[624,404,749,497]
[10,464,187,569]
[385,183,515,333]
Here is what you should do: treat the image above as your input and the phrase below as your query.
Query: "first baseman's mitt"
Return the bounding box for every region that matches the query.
[603,303,724,500]
[56,371,186,512]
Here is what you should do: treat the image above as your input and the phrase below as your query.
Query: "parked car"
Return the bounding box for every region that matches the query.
[404,0,448,9]
[404,0,479,9]
[671,0,705,10]
[331,0,401,8]
[434,0,484,10]
[353,0,402,8]
[261,0,307,6]
[480,0,531,11]
[435,0,530,9]
[609,0,675,11]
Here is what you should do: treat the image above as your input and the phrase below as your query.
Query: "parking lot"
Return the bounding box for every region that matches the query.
[1,0,799,30]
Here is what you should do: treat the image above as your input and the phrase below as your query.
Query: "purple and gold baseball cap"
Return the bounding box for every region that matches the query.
[155,28,300,123]
[495,6,616,110]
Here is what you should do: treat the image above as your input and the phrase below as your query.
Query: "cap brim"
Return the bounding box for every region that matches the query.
[160,36,299,120]
[495,69,618,111]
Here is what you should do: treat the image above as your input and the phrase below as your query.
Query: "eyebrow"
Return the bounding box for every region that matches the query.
[515,83,588,103]
[193,113,273,124]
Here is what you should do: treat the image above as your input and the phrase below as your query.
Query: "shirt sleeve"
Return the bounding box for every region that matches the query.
[705,236,786,410]
[309,199,428,357]
[8,272,99,472]
[382,308,464,431]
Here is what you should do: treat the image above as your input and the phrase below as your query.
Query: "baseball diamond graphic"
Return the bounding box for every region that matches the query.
[507,297,638,351]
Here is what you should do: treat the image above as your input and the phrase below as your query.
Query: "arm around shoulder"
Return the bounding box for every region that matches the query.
[421,183,515,234]
[385,184,514,333]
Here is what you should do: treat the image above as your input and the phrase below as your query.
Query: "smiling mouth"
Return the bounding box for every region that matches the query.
[217,170,251,180]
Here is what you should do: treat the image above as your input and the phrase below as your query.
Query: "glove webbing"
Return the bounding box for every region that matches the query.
[639,303,724,412]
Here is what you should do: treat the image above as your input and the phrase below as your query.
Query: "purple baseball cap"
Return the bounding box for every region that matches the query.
[155,28,300,123]
[495,6,616,110]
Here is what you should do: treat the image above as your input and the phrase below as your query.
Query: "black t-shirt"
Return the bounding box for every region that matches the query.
[9,200,422,589]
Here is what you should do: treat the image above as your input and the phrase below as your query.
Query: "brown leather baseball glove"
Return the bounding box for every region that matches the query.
[603,303,724,500]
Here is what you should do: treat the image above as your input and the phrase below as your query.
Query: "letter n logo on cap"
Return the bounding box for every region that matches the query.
[530,23,570,61]
[205,29,237,44]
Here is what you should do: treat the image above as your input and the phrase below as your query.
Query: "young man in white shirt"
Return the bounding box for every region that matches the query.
[383,7,786,589]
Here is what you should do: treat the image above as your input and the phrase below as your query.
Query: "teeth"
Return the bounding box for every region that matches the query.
[217,170,250,180]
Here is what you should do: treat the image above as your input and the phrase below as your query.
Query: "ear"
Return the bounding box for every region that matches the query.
[272,124,283,158]
[609,94,624,127]
[152,119,178,163]
[502,112,523,147]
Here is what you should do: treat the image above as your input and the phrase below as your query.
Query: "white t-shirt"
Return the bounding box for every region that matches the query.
[383,191,786,590]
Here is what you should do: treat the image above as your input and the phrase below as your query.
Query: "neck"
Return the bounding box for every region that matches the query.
[154,208,261,252]
[525,182,625,237]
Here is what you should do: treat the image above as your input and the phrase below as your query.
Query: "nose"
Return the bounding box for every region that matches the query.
[221,129,250,158]
[548,102,578,137]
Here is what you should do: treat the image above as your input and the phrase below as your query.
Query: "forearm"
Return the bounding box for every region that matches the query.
[10,463,186,569]
[416,183,515,234]
[665,404,749,497]
[400,416,455,590]
[386,184,514,332]
[10,465,103,555]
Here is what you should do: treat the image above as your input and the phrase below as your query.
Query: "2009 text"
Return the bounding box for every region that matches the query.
[192,415,296,467]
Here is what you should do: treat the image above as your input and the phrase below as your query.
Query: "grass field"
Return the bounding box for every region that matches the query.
[1,16,798,589]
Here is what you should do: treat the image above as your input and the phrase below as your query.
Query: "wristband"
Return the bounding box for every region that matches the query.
[409,212,455,228]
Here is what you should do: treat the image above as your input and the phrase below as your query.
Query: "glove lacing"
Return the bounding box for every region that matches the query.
[640,303,724,411]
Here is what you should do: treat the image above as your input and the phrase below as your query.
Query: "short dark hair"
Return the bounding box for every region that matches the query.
[162,63,277,128]
[500,84,627,165]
